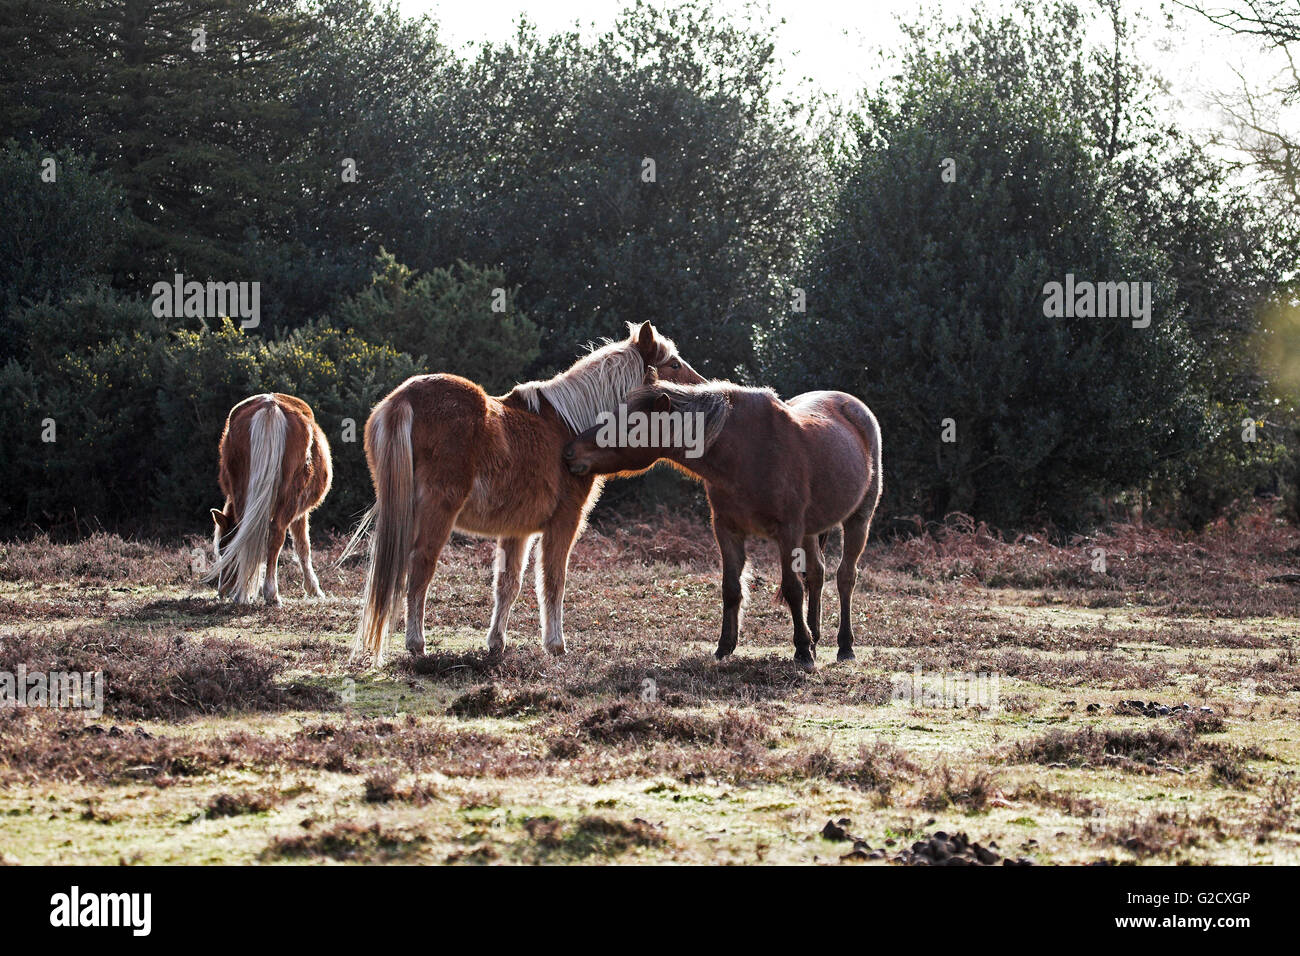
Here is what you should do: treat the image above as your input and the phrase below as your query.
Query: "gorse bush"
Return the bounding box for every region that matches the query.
[334,251,539,393]
[0,308,421,532]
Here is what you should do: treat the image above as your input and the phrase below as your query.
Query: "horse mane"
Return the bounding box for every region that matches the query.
[515,323,678,434]
[650,380,755,454]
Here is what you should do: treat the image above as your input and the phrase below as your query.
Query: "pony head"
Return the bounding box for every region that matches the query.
[563,367,728,477]
[629,320,705,386]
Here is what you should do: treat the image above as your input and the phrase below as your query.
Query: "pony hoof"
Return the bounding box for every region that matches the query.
[794,652,816,673]
[406,639,425,655]
[545,641,566,657]
[714,647,735,661]
[837,647,855,662]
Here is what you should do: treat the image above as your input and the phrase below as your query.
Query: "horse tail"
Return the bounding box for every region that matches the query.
[859,403,883,541]
[353,398,415,664]
[207,398,286,602]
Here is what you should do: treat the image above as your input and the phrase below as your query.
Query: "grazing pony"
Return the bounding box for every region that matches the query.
[353,322,703,663]
[564,372,882,671]
[208,393,332,605]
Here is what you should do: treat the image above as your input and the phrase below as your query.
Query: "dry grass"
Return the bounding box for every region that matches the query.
[1,509,1298,864]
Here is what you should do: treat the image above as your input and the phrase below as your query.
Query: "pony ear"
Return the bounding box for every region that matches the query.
[643,365,659,386]
[634,320,657,358]
[653,392,672,414]
[211,508,228,531]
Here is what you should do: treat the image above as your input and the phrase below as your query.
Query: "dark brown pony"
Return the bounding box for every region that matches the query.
[352,322,703,663]
[564,373,882,671]
[208,393,332,604]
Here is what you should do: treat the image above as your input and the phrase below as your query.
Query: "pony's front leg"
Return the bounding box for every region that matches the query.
[714,525,747,660]
[537,509,583,656]
[778,529,816,672]
[486,536,530,654]
[802,533,825,649]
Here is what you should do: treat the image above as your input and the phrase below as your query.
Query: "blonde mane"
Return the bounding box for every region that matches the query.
[515,324,677,434]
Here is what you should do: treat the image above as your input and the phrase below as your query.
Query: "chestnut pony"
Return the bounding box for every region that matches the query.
[208,393,332,604]
[352,322,702,663]
[565,372,882,671]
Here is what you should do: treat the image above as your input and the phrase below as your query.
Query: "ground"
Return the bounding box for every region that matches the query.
[1,510,1298,865]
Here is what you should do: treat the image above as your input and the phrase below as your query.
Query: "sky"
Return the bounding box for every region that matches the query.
[393,0,1297,146]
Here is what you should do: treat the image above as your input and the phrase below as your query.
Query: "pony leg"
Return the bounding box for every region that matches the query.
[802,534,825,649]
[714,525,747,660]
[290,515,325,598]
[836,514,869,661]
[537,508,583,656]
[486,536,530,654]
[778,529,815,672]
[405,503,458,655]
[262,518,290,606]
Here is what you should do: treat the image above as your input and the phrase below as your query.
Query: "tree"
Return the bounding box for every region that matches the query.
[407,0,831,377]
[779,50,1204,529]
[0,0,312,284]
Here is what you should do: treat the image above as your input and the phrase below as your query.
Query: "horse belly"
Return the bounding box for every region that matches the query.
[454,472,551,538]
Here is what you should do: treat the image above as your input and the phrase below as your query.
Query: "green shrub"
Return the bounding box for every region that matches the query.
[0,317,420,534]
[335,251,539,393]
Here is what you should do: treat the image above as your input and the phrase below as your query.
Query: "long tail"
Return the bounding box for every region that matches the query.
[207,401,286,601]
[862,405,883,545]
[353,400,415,663]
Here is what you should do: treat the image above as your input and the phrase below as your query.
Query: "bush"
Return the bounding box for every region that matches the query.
[335,251,539,394]
[0,316,420,534]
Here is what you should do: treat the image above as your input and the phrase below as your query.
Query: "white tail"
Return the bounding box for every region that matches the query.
[353,400,414,664]
[206,400,287,602]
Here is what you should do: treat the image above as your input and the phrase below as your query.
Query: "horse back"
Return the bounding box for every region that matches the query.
[219,393,330,517]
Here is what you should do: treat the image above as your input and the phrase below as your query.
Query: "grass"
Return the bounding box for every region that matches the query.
[0,510,1298,864]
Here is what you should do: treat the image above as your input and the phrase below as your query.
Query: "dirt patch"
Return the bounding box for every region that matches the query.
[262,822,427,863]
[1012,725,1269,774]
[447,683,571,719]
[519,814,669,860]
[0,626,335,719]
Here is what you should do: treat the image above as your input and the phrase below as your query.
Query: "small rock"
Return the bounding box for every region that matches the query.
[821,820,851,842]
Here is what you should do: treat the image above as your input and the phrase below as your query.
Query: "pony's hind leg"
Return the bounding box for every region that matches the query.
[802,534,826,649]
[835,513,870,661]
[486,536,530,654]
[262,518,291,606]
[290,514,325,598]
[714,525,747,660]
[405,502,459,655]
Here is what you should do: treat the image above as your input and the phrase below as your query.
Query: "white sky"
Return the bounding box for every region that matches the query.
[395,0,1297,143]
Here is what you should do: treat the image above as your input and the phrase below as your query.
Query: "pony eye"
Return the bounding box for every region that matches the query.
[670,360,681,370]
